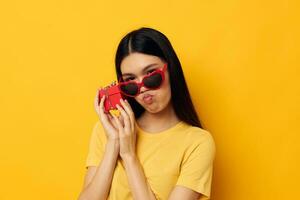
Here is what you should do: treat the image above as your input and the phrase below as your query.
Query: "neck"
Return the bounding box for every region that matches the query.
[137,101,181,133]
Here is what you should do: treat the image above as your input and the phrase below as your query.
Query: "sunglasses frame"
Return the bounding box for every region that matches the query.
[118,63,168,97]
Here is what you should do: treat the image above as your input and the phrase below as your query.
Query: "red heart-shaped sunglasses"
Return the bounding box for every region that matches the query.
[117,63,168,97]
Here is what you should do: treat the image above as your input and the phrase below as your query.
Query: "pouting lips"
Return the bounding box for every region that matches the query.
[142,94,154,104]
[143,94,153,99]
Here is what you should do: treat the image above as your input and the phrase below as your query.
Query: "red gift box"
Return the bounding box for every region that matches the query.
[98,82,124,114]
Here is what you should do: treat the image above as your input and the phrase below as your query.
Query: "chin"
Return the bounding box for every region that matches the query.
[144,102,168,114]
[145,108,160,114]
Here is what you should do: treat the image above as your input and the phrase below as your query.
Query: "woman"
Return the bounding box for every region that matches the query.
[78,27,216,200]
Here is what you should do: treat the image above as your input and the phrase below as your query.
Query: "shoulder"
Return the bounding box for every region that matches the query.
[188,127,215,143]
[183,125,215,142]
[183,126,216,157]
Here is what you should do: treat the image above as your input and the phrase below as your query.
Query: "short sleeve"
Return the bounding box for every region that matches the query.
[176,131,216,199]
[85,121,105,169]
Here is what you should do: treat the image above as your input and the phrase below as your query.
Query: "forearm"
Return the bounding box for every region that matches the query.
[122,156,157,200]
[79,139,119,200]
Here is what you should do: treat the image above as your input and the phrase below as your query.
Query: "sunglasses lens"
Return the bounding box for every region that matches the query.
[144,73,163,88]
[120,82,139,96]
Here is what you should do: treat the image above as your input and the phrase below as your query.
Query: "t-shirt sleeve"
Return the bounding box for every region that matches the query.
[85,121,105,169]
[175,130,216,199]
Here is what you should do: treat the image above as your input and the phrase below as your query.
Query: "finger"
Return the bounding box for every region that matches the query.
[108,113,118,130]
[120,99,135,133]
[112,113,124,135]
[116,104,131,134]
[109,110,124,126]
[98,95,115,130]
[99,95,106,116]
[118,114,125,127]
[123,99,135,128]
[94,89,100,114]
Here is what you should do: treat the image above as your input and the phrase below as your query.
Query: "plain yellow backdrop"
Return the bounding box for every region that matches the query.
[0,0,298,199]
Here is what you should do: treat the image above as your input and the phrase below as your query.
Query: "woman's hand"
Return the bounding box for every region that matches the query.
[94,89,121,141]
[111,98,137,160]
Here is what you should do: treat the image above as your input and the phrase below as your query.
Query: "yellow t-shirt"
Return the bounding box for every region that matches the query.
[85,120,216,200]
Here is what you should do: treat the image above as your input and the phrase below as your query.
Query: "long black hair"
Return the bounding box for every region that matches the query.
[115,27,203,128]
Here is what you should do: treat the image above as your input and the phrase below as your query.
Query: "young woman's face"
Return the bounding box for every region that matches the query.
[120,52,171,113]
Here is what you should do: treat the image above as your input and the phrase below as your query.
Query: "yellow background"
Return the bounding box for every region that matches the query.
[0,0,298,199]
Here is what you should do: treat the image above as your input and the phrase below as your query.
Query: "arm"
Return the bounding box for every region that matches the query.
[78,139,119,200]
[111,101,158,200]
[167,186,202,200]
[122,156,203,200]
[122,155,158,200]
[168,131,216,200]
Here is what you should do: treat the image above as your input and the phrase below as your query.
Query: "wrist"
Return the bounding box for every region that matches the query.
[121,153,137,163]
[105,139,120,154]
[107,137,120,144]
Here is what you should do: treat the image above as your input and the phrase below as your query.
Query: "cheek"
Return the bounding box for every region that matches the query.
[157,77,172,99]
[163,72,171,92]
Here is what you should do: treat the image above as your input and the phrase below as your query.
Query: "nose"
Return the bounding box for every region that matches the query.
[139,85,148,94]
[136,77,147,94]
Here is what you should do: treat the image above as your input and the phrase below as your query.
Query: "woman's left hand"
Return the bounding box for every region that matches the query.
[112,99,137,161]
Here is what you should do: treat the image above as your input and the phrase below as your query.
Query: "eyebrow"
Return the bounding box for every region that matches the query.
[122,63,159,77]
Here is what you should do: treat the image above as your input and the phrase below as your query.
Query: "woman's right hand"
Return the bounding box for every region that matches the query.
[94,89,120,141]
